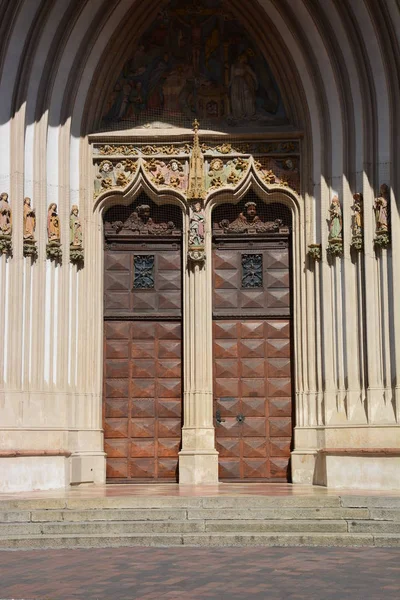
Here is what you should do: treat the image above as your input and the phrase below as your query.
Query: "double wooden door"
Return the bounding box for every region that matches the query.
[103,237,182,482]
[213,237,293,481]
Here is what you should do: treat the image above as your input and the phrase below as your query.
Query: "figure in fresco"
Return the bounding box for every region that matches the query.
[70,205,83,247]
[374,184,389,233]
[0,192,12,235]
[188,201,205,247]
[101,0,285,129]
[328,196,342,240]
[230,52,258,120]
[23,197,36,239]
[47,203,60,242]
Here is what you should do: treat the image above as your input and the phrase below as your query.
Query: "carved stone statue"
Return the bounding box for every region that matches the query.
[23,197,36,239]
[0,192,12,235]
[46,203,62,261]
[105,203,179,237]
[217,201,282,234]
[47,203,60,242]
[69,205,84,264]
[374,184,390,248]
[0,192,12,255]
[351,193,363,251]
[188,201,205,248]
[374,184,389,233]
[70,205,83,247]
[327,195,343,257]
[328,196,342,241]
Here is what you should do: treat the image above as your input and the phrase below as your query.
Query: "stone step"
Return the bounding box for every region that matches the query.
[0,495,346,511]
[1,531,397,550]
[186,507,371,520]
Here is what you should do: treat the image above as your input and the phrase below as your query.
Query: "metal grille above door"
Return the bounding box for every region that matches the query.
[103,197,183,482]
[212,196,293,482]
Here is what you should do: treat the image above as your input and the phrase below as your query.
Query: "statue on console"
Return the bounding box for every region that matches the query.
[70,205,84,264]
[0,192,12,255]
[327,195,343,257]
[351,193,363,251]
[373,184,390,248]
[46,203,62,261]
[23,197,37,259]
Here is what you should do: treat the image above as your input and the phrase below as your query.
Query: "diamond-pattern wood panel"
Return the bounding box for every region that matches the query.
[213,243,290,317]
[104,249,181,318]
[104,317,182,482]
[213,319,292,482]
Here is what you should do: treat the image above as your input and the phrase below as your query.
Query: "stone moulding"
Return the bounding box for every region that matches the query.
[308,243,321,260]
[46,241,62,262]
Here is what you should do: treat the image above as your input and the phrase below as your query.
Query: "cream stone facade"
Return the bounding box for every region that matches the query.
[0,0,399,492]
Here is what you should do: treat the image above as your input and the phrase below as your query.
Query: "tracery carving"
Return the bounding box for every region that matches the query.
[0,192,12,255]
[374,184,390,249]
[104,203,181,237]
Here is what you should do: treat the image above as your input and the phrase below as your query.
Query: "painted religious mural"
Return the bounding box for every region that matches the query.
[101,0,287,130]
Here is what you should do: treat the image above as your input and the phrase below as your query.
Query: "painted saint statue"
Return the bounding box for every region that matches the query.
[188,201,205,247]
[23,197,36,239]
[0,192,12,235]
[47,203,60,242]
[374,184,389,233]
[70,205,83,247]
[328,196,342,240]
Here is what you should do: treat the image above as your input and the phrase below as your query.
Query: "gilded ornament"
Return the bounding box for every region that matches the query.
[210,158,224,172]
[210,176,223,188]
[216,143,232,154]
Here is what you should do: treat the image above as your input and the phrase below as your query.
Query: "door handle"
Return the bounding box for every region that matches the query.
[215,409,225,426]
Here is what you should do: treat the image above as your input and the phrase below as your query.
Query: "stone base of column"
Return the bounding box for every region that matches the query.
[178,449,219,484]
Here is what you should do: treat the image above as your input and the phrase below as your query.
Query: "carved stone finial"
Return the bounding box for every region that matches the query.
[0,192,12,256]
[187,119,206,201]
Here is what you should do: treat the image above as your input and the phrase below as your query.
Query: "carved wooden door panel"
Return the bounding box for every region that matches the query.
[212,201,293,481]
[103,200,182,482]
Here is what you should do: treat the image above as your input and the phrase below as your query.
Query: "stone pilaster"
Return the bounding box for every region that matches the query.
[179,233,219,484]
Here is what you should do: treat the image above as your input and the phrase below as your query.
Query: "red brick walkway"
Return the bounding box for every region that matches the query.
[0,547,399,599]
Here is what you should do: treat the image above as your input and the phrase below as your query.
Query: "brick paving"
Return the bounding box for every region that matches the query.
[0,547,399,599]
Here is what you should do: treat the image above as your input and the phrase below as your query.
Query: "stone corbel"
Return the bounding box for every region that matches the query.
[46,241,62,262]
[308,243,321,261]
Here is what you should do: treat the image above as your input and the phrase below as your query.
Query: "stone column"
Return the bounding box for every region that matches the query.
[178,122,218,484]
[178,250,219,484]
